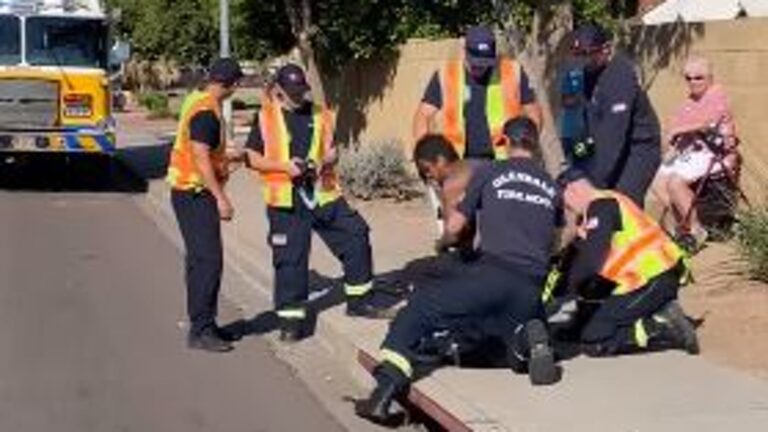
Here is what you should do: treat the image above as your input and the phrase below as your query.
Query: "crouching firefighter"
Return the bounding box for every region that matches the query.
[557,169,700,356]
[355,117,561,426]
[245,63,390,341]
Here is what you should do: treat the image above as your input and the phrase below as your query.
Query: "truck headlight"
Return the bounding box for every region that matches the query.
[63,94,93,118]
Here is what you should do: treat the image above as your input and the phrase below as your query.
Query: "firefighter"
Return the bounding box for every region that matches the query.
[558,23,661,208]
[245,63,389,342]
[413,25,542,161]
[355,117,560,426]
[557,169,700,356]
[166,58,243,352]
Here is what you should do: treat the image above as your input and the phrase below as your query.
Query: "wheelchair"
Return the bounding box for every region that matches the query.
[659,124,751,247]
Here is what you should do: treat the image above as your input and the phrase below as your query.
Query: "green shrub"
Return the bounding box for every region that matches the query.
[735,207,768,282]
[338,140,420,201]
[139,92,172,119]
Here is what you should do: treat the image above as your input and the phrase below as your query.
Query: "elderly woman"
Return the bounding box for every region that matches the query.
[652,57,737,250]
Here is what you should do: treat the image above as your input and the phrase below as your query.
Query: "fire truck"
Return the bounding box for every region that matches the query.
[0,0,127,158]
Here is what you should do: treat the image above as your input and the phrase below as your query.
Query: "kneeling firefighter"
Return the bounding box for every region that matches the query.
[557,169,699,356]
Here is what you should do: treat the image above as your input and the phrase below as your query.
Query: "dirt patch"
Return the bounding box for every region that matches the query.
[356,199,768,380]
[680,242,768,379]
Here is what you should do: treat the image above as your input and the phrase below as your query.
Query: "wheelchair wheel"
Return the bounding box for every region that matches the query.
[696,176,738,241]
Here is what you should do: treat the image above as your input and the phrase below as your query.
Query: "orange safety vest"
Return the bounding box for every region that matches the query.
[441,57,522,160]
[596,191,684,295]
[166,90,226,192]
[258,98,341,209]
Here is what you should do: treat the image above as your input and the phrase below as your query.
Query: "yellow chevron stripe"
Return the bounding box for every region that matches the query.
[79,135,100,152]
[48,134,64,150]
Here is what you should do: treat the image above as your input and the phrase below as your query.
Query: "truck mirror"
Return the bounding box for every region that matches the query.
[109,40,131,67]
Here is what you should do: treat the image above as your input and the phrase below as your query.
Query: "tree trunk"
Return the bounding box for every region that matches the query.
[283,0,327,105]
[496,0,572,173]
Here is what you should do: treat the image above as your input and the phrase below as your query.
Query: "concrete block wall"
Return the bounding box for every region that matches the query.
[329,18,768,204]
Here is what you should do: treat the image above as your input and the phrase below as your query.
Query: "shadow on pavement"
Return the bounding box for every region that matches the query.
[117,141,172,181]
[0,152,148,193]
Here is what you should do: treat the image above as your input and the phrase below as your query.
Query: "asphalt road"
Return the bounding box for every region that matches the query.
[0,176,345,431]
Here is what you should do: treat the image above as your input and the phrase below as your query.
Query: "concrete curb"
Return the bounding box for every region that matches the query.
[135,181,486,431]
[132,170,768,432]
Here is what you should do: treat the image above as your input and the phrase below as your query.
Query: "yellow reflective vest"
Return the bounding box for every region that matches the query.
[258,98,341,208]
[597,191,684,295]
[440,57,522,160]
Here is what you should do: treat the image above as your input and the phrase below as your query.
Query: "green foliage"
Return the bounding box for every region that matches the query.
[106,0,638,68]
[138,92,172,119]
[735,207,768,282]
[107,0,218,64]
[338,140,419,201]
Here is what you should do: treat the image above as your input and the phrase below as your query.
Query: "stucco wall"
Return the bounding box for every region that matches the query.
[330,18,768,202]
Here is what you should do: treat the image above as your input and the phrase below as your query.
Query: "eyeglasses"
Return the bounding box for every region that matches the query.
[684,75,706,82]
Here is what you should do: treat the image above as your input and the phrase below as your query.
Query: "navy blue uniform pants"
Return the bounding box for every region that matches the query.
[267,197,372,312]
[171,190,223,337]
[382,256,545,372]
[581,265,680,353]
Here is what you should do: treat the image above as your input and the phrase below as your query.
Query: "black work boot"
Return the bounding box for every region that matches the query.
[354,363,407,427]
[188,327,234,353]
[278,318,304,343]
[346,292,397,319]
[525,319,559,386]
[650,300,700,355]
[505,324,529,375]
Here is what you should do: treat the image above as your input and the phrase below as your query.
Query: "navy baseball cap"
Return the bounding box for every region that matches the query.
[571,23,611,52]
[209,57,244,86]
[503,116,538,146]
[465,25,497,67]
[276,63,311,98]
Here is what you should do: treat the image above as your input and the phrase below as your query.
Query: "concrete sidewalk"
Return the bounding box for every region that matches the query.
[122,135,768,432]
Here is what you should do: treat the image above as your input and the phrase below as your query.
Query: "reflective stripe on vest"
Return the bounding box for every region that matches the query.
[441,58,521,160]
[259,100,341,209]
[597,191,684,295]
[166,91,225,191]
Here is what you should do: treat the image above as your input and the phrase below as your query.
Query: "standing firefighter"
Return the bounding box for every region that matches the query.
[245,63,388,342]
[558,169,699,356]
[166,58,244,352]
[413,25,542,161]
[559,23,661,208]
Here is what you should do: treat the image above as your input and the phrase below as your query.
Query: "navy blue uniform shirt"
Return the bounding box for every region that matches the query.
[189,110,221,150]
[246,102,319,159]
[574,53,661,189]
[458,158,561,276]
[423,64,536,159]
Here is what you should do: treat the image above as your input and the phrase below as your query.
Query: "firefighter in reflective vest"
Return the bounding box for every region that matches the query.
[413,25,542,161]
[557,169,699,356]
[166,58,243,353]
[245,63,389,341]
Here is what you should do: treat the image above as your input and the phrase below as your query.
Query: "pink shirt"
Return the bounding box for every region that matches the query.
[668,84,736,141]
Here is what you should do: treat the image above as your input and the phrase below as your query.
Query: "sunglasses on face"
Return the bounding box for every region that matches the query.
[685,75,706,82]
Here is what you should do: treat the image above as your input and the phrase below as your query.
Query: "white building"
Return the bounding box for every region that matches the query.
[643,0,768,24]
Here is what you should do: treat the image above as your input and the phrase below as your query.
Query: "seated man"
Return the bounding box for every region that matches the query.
[355,117,560,426]
[559,169,700,357]
[652,57,738,249]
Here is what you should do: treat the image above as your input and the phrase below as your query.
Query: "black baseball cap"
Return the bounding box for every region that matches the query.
[465,25,497,67]
[556,167,588,188]
[571,23,612,52]
[209,57,244,86]
[276,63,311,98]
